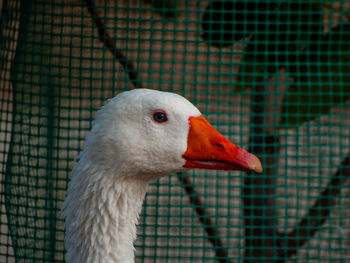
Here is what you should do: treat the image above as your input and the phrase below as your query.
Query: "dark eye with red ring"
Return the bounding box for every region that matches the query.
[153,111,168,123]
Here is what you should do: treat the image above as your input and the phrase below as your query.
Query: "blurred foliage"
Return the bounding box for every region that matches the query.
[145,0,178,19]
[201,1,350,128]
[201,1,278,47]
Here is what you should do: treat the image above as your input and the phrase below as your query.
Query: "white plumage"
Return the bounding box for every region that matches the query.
[62,89,262,263]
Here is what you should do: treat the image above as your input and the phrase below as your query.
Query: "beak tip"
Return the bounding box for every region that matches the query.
[251,163,263,173]
[248,155,263,173]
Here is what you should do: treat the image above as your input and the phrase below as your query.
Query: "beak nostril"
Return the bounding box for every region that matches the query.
[214,142,225,150]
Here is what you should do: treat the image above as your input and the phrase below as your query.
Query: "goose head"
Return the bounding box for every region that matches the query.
[63,88,263,263]
[83,89,262,181]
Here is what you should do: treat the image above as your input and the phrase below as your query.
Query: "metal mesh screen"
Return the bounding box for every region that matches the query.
[0,0,349,262]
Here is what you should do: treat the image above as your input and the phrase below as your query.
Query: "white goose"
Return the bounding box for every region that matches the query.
[62,88,262,263]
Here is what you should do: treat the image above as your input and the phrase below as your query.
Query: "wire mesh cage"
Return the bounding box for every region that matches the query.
[0,0,349,262]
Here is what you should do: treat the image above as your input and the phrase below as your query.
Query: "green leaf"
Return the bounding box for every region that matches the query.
[201,1,277,47]
[280,21,350,128]
[280,53,350,128]
[145,0,178,19]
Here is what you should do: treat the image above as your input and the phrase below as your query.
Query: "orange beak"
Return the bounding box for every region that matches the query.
[183,115,263,173]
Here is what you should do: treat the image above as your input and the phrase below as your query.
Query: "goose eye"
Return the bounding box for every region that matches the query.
[153,111,168,123]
